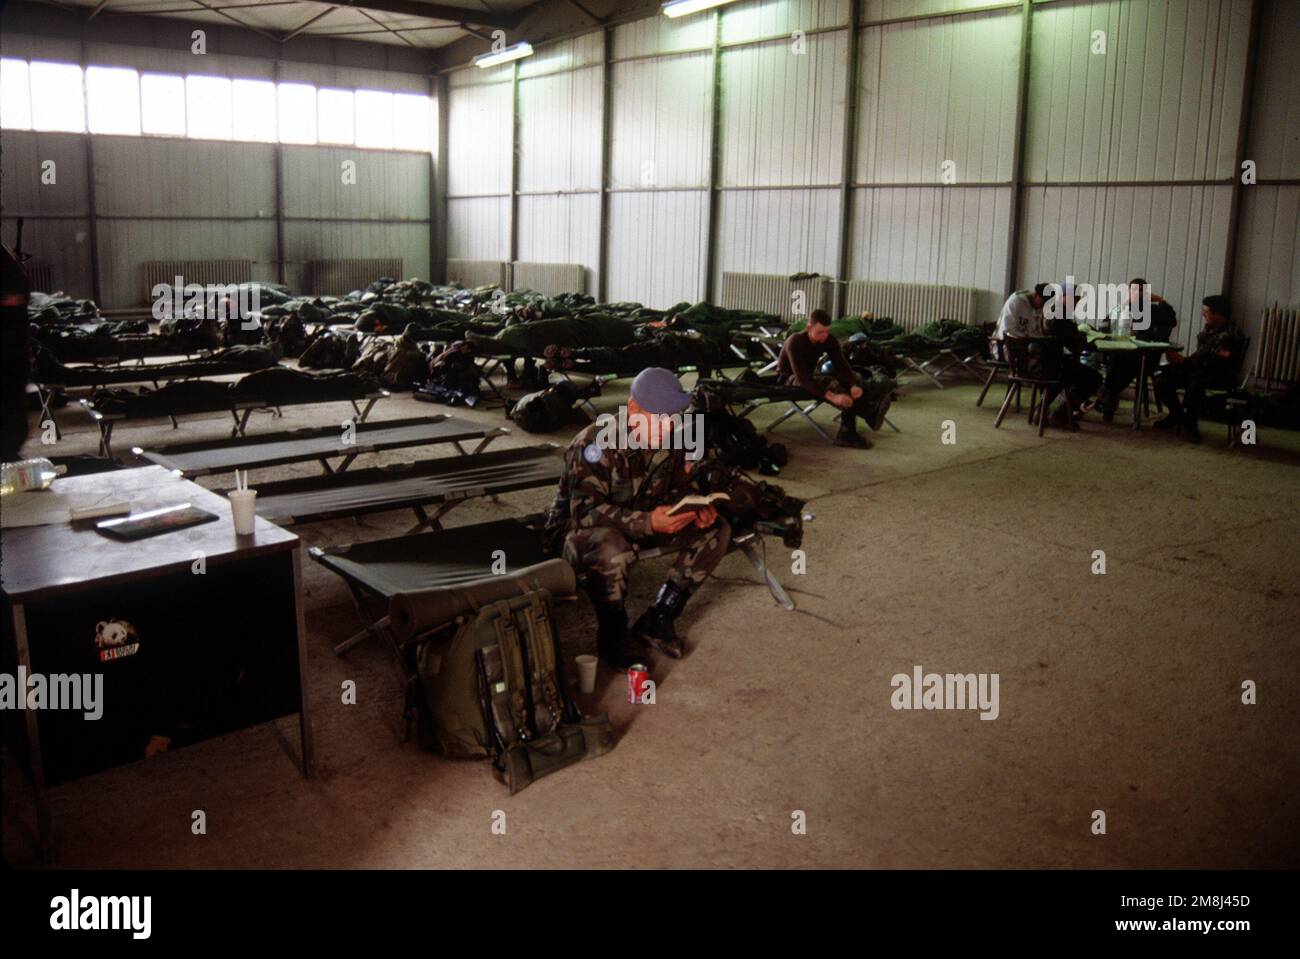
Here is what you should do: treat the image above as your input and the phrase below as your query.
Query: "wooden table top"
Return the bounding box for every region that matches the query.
[1,466,298,603]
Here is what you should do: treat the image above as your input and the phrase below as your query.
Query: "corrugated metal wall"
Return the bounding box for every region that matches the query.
[1232,0,1300,361]
[1017,0,1251,344]
[852,6,1021,321]
[0,36,434,306]
[603,12,715,306]
[517,35,603,292]
[714,7,849,295]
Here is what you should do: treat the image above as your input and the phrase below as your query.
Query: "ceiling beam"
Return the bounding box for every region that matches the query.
[86,0,112,20]
[332,1,526,31]
[283,6,336,42]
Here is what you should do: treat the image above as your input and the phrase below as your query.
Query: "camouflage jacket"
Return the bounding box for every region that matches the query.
[543,421,697,550]
[1191,322,1244,364]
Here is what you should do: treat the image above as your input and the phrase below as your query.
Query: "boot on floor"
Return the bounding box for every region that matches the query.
[632,581,693,659]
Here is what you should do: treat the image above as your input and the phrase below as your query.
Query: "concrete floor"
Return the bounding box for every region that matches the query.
[5,369,1300,868]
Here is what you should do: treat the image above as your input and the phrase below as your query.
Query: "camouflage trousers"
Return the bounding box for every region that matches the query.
[562,518,732,605]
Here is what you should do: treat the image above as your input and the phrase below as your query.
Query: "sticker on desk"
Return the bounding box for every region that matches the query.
[95,619,142,662]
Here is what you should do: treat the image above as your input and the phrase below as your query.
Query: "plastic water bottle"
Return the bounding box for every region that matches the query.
[0,458,68,495]
[1114,311,1132,338]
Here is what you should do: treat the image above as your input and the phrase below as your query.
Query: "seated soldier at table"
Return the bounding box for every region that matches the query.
[542,368,730,669]
[992,284,1050,355]
[1040,288,1102,427]
[1091,279,1179,422]
[1152,295,1244,443]
[777,309,893,449]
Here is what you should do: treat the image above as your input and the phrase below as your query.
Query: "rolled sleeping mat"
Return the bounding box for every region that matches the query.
[388,558,577,642]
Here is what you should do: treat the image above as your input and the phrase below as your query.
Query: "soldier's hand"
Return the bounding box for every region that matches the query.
[693,505,718,529]
[849,385,863,400]
[651,506,695,535]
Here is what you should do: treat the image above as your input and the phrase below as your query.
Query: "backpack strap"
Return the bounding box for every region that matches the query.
[491,599,531,742]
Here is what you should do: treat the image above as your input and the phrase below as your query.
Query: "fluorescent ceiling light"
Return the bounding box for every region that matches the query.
[662,0,736,17]
[473,42,533,69]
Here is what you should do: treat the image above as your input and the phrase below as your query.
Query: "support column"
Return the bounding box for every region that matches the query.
[834,0,862,319]
[1003,0,1033,296]
[508,60,521,288]
[432,72,449,283]
[272,59,286,287]
[703,9,724,303]
[597,25,614,303]
[1222,0,1264,300]
[79,41,102,305]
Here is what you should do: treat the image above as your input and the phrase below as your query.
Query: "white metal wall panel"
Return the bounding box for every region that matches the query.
[861,0,1013,22]
[519,32,603,78]
[607,191,709,308]
[519,66,602,191]
[517,194,601,290]
[610,54,713,190]
[1246,0,1300,180]
[276,63,429,95]
[0,131,89,216]
[716,188,842,293]
[1,33,81,63]
[613,13,715,60]
[0,216,92,297]
[447,73,513,197]
[719,31,847,188]
[1018,184,1233,343]
[83,42,272,80]
[1025,0,1250,184]
[850,186,1012,321]
[447,196,510,261]
[721,0,851,43]
[283,221,428,293]
[1232,187,1300,363]
[282,146,429,221]
[91,137,275,217]
[856,9,1021,185]
[97,220,277,306]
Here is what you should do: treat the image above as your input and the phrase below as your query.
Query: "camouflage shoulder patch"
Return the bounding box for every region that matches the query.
[583,442,605,464]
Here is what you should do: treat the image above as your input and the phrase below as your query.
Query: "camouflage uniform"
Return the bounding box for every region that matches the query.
[1153,322,1245,426]
[543,422,731,605]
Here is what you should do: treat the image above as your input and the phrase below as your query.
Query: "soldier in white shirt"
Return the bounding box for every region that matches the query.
[992,284,1050,357]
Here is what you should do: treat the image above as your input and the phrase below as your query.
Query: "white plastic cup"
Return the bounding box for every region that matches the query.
[575,654,598,694]
[228,489,258,536]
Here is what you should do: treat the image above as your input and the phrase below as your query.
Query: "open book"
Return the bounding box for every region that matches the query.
[666,492,731,516]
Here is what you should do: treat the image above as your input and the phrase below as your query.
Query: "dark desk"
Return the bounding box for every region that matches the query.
[1,466,313,861]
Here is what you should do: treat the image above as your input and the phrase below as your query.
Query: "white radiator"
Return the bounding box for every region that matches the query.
[844,280,979,332]
[511,261,586,296]
[24,261,56,294]
[447,259,509,290]
[305,258,404,296]
[1251,305,1300,391]
[720,272,831,322]
[142,260,254,303]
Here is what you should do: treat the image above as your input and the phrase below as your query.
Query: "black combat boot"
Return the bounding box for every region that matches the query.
[595,603,642,670]
[632,582,692,659]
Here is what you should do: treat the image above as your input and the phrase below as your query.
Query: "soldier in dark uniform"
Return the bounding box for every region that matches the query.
[543,368,731,668]
[1153,294,1245,443]
[1091,279,1179,422]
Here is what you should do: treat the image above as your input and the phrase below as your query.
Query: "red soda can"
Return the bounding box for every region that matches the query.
[627,664,649,705]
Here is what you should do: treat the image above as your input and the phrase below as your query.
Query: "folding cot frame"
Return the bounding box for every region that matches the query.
[32,347,223,440]
[234,442,563,534]
[80,389,388,460]
[133,413,507,478]
[312,514,796,664]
